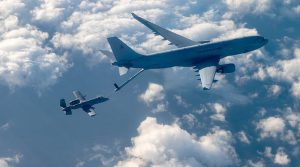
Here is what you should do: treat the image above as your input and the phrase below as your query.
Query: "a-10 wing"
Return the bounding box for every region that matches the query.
[80,96,109,117]
[81,96,109,106]
[73,91,86,101]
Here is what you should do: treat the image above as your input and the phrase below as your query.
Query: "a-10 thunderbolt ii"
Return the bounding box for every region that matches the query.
[108,13,268,90]
[60,91,109,117]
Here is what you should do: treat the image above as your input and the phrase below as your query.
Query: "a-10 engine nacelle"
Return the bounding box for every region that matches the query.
[69,99,80,106]
[217,64,236,74]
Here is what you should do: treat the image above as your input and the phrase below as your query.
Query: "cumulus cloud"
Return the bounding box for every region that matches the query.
[174,95,189,108]
[266,46,300,98]
[0,122,10,131]
[140,83,165,104]
[246,160,265,167]
[284,109,300,141]
[222,0,300,18]
[0,0,26,19]
[256,117,285,139]
[286,112,300,128]
[177,113,199,129]
[76,144,120,167]
[274,148,290,165]
[222,0,272,14]
[0,154,22,167]
[237,131,251,144]
[293,5,300,14]
[261,146,291,165]
[268,85,282,96]
[31,0,79,24]
[0,0,70,90]
[283,130,297,145]
[263,146,273,159]
[51,0,197,62]
[209,103,227,122]
[50,0,261,65]
[139,83,167,112]
[254,108,300,145]
[116,117,238,167]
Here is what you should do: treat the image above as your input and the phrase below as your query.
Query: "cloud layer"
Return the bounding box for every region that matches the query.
[1,0,300,166]
[116,117,238,167]
[0,0,70,90]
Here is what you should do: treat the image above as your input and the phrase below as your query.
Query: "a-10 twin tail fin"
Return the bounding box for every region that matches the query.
[60,99,72,115]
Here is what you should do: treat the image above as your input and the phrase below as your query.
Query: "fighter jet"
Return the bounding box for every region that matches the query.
[107,13,268,90]
[60,91,109,117]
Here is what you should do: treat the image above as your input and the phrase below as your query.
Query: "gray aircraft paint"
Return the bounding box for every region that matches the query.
[60,91,109,117]
[109,36,267,69]
[107,13,268,90]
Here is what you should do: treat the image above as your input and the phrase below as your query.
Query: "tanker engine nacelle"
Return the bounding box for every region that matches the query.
[217,64,236,74]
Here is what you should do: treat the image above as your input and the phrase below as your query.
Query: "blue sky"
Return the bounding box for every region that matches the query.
[0,0,300,167]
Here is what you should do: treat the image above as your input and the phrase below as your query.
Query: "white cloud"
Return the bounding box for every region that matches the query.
[0,21,70,89]
[109,0,167,14]
[140,83,165,104]
[255,108,299,144]
[283,130,297,145]
[179,114,199,129]
[257,117,285,138]
[210,103,227,114]
[209,103,227,122]
[76,144,120,167]
[31,0,75,24]
[274,148,290,165]
[262,146,291,165]
[222,0,271,14]
[222,0,300,20]
[263,146,273,159]
[267,47,300,98]
[237,131,251,144]
[50,0,196,62]
[253,66,267,81]
[286,112,300,128]
[293,5,300,14]
[268,85,282,96]
[246,160,265,167]
[0,0,25,19]
[220,48,266,89]
[50,0,260,66]
[0,154,22,167]
[174,95,189,108]
[152,103,167,113]
[291,82,300,98]
[0,1,70,90]
[116,117,238,167]
[139,83,167,113]
[0,122,10,131]
[284,110,300,139]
